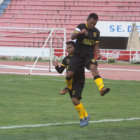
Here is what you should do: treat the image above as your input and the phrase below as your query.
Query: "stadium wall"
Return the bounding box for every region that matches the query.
[0,0,140,54]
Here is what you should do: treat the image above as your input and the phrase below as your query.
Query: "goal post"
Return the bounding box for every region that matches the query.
[0,27,66,75]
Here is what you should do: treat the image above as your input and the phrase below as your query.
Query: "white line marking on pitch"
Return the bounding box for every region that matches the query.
[0,118,139,130]
[98,68,140,72]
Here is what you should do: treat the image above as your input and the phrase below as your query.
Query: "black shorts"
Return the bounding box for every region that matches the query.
[68,54,98,72]
[69,81,85,100]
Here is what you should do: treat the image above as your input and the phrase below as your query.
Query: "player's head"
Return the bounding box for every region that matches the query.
[87,13,98,29]
[66,41,75,55]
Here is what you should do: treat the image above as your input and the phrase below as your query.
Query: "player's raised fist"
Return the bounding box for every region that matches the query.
[80,28,87,35]
[53,60,58,66]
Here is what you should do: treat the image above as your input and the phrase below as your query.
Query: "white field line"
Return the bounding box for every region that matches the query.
[0,118,139,130]
[0,71,29,75]
[85,68,140,72]
[99,68,140,72]
[0,65,51,71]
[1,64,140,72]
[25,65,51,68]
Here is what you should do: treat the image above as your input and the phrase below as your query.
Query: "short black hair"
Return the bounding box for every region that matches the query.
[87,13,98,20]
[66,40,75,46]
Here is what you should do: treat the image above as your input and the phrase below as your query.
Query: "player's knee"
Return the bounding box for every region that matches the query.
[89,64,97,71]
[66,72,74,80]
[90,63,95,68]
[72,101,76,106]
[71,98,79,106]
[66,75,72,80]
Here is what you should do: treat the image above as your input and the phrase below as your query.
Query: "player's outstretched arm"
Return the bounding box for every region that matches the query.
[53,60,58,67]
[53,60,65,74]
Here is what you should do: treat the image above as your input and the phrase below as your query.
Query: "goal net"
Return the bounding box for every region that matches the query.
[0,27,66,75]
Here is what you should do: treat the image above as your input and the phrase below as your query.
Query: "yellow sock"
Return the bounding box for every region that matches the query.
[66,79,73,90]
[94,78,104,91]
[81,103,88,118]
[74,103,84,119]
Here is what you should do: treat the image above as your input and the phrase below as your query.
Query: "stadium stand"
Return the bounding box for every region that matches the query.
[0,0,140,48]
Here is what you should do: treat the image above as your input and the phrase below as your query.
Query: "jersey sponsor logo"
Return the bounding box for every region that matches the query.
[95,41,99,43]
[82,38,94,46]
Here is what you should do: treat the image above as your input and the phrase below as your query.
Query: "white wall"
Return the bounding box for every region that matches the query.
[0,47,50,57]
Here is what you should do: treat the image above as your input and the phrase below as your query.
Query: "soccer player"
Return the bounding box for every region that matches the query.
[53,41,90,127]
[66,13,110,96]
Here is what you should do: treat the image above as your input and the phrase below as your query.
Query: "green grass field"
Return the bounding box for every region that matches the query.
[0,74,140,140]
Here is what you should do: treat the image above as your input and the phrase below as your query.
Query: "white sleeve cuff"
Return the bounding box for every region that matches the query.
[75,28,80,32]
